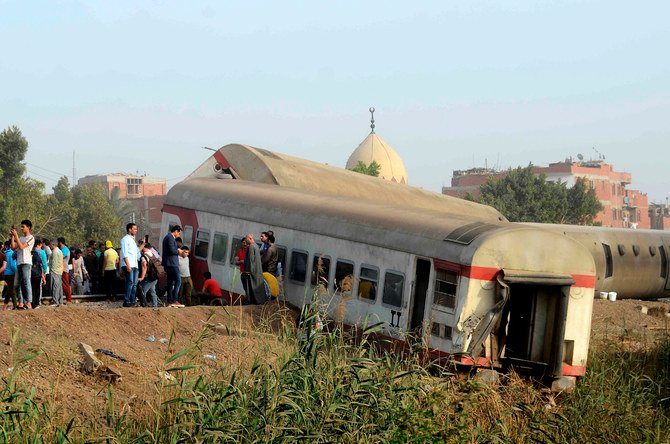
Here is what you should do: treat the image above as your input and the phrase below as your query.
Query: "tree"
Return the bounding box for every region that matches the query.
[4,177,49,236]
[46,178,123,246]
[349,160,381,177]
[46,177,83,244]
[564,177,603,225]
[73,183,123,244]
[0,126,29,227]
[474,165,602,224]
[109,186,137,224]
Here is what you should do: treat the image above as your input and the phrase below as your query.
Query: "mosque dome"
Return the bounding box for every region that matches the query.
[345,108,408,184]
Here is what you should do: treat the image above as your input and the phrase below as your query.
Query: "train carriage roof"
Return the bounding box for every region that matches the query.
[186,143,506,223]
[166,178,595,279]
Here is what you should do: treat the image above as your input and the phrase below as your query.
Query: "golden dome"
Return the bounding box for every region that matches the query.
[346,131,408,184]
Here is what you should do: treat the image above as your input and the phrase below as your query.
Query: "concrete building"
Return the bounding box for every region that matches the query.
[649,203,670,231]
[443,159,650,229]
[78,173,166,198]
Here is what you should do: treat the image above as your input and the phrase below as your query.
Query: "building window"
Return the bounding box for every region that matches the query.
[434,269,458,309]
[127,177,142,195]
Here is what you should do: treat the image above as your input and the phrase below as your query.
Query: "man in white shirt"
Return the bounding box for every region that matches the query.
[178,246,193,305]
[10,219,35,309]
[120,223,140,307]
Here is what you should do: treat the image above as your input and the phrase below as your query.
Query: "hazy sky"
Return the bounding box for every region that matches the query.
[2,1,668,202]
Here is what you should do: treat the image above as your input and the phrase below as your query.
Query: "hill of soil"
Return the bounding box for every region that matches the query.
[0,301,297,425]
[0,298,668,427]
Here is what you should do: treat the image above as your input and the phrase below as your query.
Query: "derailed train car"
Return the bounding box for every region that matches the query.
[163,178,596,387]
[187,144,670,301]
[527,224,670,299]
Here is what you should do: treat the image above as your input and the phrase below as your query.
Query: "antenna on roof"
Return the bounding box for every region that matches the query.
[592,146,605,160]
[369,107,375,133]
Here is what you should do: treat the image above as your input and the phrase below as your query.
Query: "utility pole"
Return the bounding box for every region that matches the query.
[72,150,77,185]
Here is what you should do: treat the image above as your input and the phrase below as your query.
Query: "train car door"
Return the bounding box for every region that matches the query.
[409,258,431,333]
[661,241,670,291]
[498,270,573,379]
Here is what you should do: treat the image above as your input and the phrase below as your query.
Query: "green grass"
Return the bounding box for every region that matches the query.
[1,306,669,443]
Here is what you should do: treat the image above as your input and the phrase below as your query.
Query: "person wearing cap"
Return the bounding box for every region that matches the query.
[102,239,119,301]
[162,224,184,307]
[47,239,64,306]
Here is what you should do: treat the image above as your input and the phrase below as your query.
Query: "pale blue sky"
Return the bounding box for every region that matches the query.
[2,1,668,202]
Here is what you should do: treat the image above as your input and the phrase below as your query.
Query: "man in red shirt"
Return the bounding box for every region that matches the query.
[200,271,222,304]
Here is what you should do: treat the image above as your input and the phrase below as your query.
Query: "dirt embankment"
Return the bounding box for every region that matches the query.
[0,302,295,424]
[1,298,668,426]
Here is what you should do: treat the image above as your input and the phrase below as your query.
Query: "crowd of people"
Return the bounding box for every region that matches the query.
[0,220,281,310]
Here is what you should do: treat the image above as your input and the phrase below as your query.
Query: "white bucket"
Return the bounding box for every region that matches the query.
[608,291,617,302]
[599,292,608,299]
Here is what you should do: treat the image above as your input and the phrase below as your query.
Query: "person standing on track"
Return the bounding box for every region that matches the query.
[48,239,64,306]
[162,225,184,307]
[10,220,35,310]
[120,223,140,307]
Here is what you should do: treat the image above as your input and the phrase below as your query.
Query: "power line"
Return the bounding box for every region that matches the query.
[25,162,69,178]
[26,170,60,182]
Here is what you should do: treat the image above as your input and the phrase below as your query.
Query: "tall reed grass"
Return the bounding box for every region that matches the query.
[1,306,669,443]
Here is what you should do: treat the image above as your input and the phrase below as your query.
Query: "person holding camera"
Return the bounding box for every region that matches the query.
[10,220,35,309]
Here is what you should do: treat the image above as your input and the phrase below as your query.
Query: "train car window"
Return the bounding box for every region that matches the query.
[602,243,613,278]
[275,246,287,276]
[617,244,626,256]
[434,269,458,309]
[358,266,378,301]
[382,271,404,308]
[334,260,354,294]
[311,255,331,292]
[650,246,657,257]
[633,245,640,256]
[290,250,308,283]
[660,246,668,279]
[230,237,245,266]
[431,322,452,340]
[182,225,194,250]
[211,232,229,264]
[194,229,210,260]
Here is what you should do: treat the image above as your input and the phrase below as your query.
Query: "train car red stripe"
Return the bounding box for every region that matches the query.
[571,274,596,288]
[562,363,586,377]
[462,265,500,281]
[213,151,231,169]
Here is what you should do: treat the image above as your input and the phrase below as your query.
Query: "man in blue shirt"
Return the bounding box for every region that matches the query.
[120,223,140,307]
[2,241,17,309]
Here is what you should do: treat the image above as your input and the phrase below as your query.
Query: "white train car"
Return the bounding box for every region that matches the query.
[526,223,670,299]
[162,177,596,385]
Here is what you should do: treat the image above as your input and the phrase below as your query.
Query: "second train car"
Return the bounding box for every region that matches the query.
[163,177,596,386]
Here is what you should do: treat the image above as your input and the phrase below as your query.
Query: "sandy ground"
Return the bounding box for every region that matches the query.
[0,297,668,427]
[0,300,296,425]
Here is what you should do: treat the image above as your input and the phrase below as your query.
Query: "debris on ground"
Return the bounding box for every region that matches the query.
[79,342,123,383]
